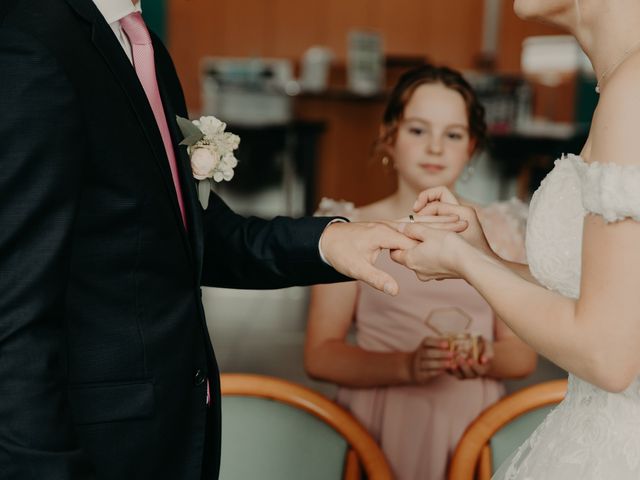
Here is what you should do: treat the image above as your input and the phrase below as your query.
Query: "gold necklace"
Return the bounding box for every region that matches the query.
[596,39,640,93]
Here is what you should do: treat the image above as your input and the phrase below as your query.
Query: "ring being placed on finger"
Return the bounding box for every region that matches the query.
[409,214,415,223]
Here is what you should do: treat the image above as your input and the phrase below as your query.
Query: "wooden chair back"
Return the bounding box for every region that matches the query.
[220,373,393,480]
[448,379,568,480]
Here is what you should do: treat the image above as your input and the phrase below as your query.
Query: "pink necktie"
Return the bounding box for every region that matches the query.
[120,12,187,228]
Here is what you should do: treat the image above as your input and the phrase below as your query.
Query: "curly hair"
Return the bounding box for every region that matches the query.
[375,64,487,159]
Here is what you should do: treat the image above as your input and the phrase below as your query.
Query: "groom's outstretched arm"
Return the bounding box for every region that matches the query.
[200,193,416,293]
[201,193,342,288]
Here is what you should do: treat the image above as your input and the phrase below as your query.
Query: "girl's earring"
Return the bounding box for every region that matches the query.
[461,163,475,183]
[382,156,391,167]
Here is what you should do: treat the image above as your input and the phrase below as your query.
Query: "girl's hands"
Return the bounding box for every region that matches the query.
[407,337,454,384]
[406,335,494,384]
[449,337,494,380]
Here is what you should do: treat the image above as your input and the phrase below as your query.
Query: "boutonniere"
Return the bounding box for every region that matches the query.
[176,115,240,208]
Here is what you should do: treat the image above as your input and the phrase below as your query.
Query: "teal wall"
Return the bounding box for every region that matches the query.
[143,0,167,43]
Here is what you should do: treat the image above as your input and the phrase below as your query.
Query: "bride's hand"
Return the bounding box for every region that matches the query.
[413,185,461,209]
[390,223,469,281]
[413,187,495,258]
[394,214,468,233]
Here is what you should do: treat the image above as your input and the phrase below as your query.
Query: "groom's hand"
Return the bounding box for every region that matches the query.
[320,221,417,295]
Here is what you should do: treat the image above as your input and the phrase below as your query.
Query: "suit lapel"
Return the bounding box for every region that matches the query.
[65,0,194,264]
[65,0,195,265]
[156,69,205,276]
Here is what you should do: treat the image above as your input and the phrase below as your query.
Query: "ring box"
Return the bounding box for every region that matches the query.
[425,307,481,362]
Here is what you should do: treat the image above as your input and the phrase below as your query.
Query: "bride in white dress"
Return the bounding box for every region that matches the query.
[391,0,640,477]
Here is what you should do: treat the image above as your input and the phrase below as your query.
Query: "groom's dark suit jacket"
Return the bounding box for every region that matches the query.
[0,1,346,478]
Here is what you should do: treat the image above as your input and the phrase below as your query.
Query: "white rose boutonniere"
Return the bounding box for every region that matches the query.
[176,115,240,208]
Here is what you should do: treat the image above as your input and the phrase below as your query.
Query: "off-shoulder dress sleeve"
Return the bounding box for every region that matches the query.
[571,155,640,223]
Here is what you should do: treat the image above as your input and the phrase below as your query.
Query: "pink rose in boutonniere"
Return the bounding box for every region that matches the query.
[190,148,221,181]
[176,115,240,208]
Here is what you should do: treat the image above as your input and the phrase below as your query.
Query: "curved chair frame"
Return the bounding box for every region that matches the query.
[220,373,393,480]
[448,379,568,480]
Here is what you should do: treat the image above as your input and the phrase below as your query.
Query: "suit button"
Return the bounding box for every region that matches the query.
[194,369,206,386]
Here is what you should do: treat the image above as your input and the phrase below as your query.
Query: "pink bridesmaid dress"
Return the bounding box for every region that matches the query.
[317,198,528,480]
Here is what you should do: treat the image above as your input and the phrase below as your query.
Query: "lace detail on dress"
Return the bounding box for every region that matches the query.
[315,197,358,219]
[495,376,640,479]
[568,154,640,223]
[526,157,584,299]
[494,154,640,479]
[479,198,528,264]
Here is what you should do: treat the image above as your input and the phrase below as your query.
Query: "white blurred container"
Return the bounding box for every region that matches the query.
[347,30,384,96]
[200,57,294,126]
[521,35,591,86]
[299,47,333,93]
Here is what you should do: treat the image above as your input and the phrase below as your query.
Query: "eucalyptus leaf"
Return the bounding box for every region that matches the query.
[179,132,205,146]
[197,178,211,209]
[176,115,204,139]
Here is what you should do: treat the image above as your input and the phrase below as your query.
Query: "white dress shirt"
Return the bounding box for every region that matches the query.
[91,0,141,64]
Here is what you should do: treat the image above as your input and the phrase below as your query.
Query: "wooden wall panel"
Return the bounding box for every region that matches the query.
[168,0,226,115]
[322,0,378,59]
[423,1,484,67]
[495,3,567,73]
[270,0,328,59]
[220,1,272,56]
[374,0,431,58]
[168,0,490,113]
[294,96,395,207]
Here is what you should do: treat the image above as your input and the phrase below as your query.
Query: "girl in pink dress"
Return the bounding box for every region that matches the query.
[305,65,537,480]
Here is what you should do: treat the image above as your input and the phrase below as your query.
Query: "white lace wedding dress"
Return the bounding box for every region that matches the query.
[493,154,640,479]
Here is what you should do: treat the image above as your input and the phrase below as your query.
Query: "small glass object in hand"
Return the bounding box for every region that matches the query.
[425,307,481,362]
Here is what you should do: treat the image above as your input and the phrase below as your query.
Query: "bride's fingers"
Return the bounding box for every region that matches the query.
[395,214,459,224]
[415,201,468,218]
[397,223,433,242]
[414,214,460,224]
[418,220,468,232]
[413,186,459,212]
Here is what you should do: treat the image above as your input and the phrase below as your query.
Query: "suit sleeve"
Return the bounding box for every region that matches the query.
[0,27,95,479]
[201,193,350,288]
